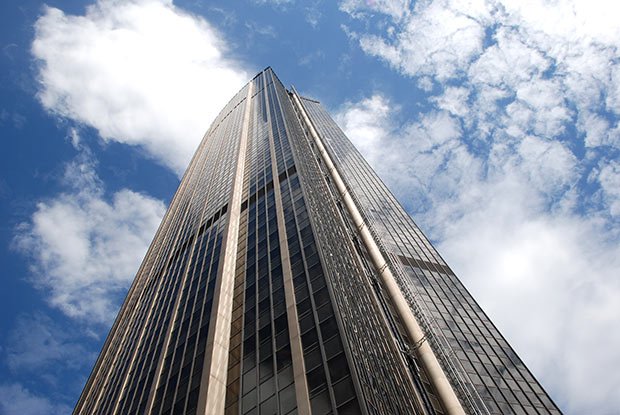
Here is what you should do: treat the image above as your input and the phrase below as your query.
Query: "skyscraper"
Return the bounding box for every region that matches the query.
[74,68,561,415]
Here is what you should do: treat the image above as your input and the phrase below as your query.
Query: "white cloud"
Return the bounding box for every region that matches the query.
[345,0,620,147]
[357,1,487,81]
[431,86,469,118]
[515,135,578,204]
[340,0,410,20]
[581,112,620,149]
[598,161,620,217]
[334,95,392,168]
[0,383,71,415]
[32,0,248,174]
[304,4,322,28]
[416,76,434,92]
[14,153,165,325]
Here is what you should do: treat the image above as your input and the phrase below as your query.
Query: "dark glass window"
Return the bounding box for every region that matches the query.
[328,352,349,383]
[310,389,332,415]
[276,346,292,370]
[333,376,356,407]
[278,383,296,414]
[307,365,327,393]
[260,394,277,415]
[320,317,339,340]
[243,368,256,391]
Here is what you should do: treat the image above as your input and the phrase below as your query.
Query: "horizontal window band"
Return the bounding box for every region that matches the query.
[396,254,454,276]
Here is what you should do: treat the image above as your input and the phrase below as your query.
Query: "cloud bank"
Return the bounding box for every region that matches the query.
[340,0,620,413]
[32,0,249,174]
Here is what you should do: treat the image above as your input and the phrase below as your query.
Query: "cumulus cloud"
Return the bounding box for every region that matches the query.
[346,0,620,186]
[357,1,487,81]
[335,93,619,413]
[14,152,165,325]
[32,0,248,174]
[431,86,469,119]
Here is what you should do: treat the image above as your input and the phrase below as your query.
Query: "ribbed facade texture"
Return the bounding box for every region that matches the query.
[74,68,561,415]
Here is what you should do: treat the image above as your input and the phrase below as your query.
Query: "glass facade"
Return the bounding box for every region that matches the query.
[299,98,560,415]
[74,68,561,415]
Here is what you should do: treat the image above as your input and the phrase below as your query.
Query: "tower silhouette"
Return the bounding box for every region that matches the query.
[74,68,560,415]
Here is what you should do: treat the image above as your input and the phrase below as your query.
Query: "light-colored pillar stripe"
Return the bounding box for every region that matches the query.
[142,134,226,414]
[197,81,253,415]
[290,90,466,415]
[264,79,311,415]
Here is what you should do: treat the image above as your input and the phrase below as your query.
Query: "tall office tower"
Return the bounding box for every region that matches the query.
[74,68,560,415]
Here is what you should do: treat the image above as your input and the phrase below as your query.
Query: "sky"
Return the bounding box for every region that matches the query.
[0,0,619,413]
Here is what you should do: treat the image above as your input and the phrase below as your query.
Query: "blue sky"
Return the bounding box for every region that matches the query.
[1,0,619,413]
